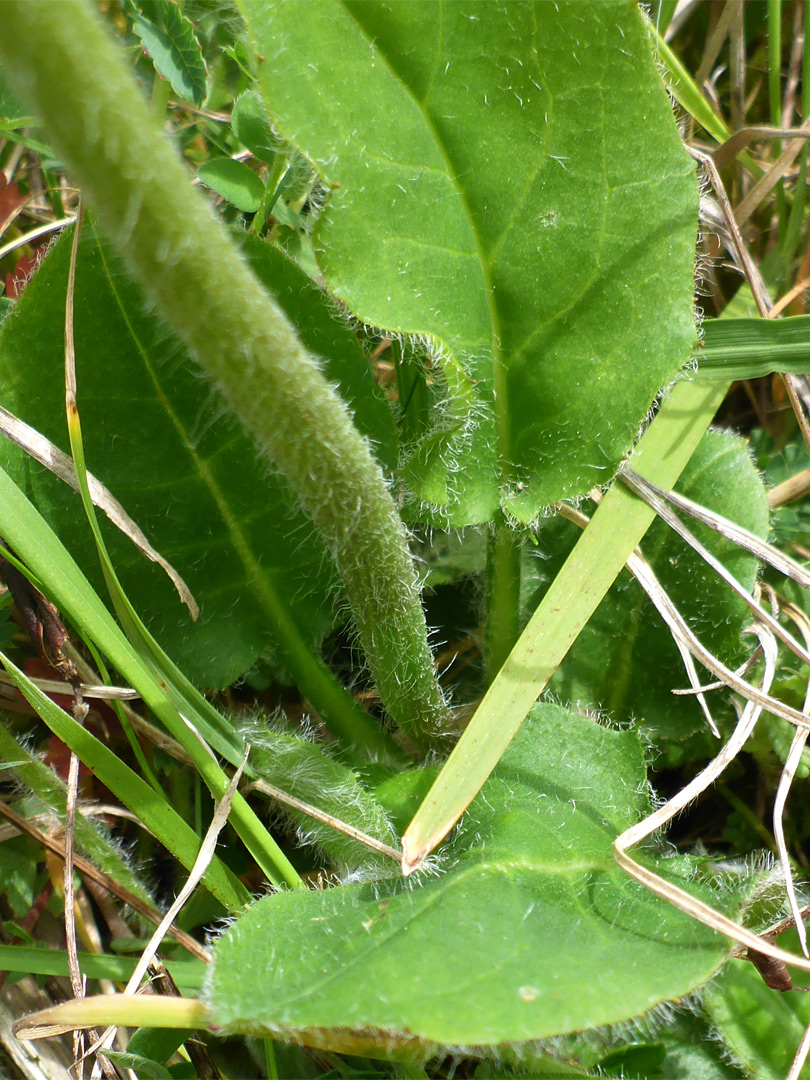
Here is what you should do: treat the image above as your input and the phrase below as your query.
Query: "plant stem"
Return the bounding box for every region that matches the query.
[767,0,786,245]
[0,0,450,749]
[483,517,522,686]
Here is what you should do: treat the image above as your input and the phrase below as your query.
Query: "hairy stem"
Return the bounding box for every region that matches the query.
[0,0,449,747]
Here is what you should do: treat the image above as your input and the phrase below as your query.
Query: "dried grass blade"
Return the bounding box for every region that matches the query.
[768,466,810,508]
[615,626,810,974]
[735,109,810,226]
[788,1020,810,1080]
[772,601,810,957]
[248,778,401,861]
[620,465,810,587]
[557,501,810,733]
[85,746,249,1067]
[627,549,810,731]
[688,145,772,317]
[0,671,139,700]
[0,215,77,261]
[0,404,198,619]
[618,467,810,667]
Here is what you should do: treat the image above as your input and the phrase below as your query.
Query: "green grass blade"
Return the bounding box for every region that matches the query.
[0,715,155,905]
[695,315,810,378]
[0,649,249,910]
[0,944,205,992]
[0,462,300,893]
[402,377,729,870]
[650,27,760,176]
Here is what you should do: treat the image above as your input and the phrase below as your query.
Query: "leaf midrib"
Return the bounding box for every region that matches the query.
[215,849,631,1017]
[339,0,511,475]
[95,235,308,639]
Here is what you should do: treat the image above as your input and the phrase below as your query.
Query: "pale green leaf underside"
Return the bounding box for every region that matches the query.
[242,0,698,524]
[208,705,731,1049]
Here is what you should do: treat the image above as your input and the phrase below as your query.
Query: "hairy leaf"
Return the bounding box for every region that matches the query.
[207,704,732,1051]
[704,946,810,1080]
[246,720,398,872]
[128,0,208,107]
[242,0,698,524]
[0,220,396,686]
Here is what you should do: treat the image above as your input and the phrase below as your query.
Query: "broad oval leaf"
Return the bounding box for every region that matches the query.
[242,0,698,524]
[207,704,732,1051]
[198,157,265,213]
[0,220,397,686]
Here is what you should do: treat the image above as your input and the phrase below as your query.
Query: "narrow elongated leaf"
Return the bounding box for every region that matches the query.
[0,944,204,993]
[207,704,732,1052]
[696,314,810,379]
[0,650,246,909]
[0,716,154,907]
[0,219,396,686]
[243,0,698,523]
[246,722,398,872]
[545,430,770,742]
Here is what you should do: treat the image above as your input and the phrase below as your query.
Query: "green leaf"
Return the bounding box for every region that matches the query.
[198,157,264,213]
[129,0,207,107]
[0,839,37,918]
[0,648,247,910]
[704,941,810,1080]
[696,314,810,380]
[402,377,729,872]
[475,1053,596,1078]
[546,430,769,742]
[126,1028,194,1071]
[0,61,28,126]
[231,89,282,164]
[0,944,205,991]
[207,704,732,1051]
[0,219,395,687]
[0,716,155,909]
[243,1,698,524]
[246,721,398,872]
[102,1050,173,1080]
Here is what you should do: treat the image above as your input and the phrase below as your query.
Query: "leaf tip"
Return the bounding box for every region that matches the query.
[400,835,426,876]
